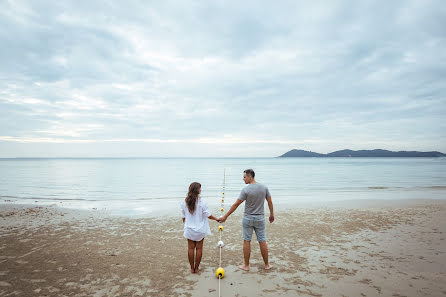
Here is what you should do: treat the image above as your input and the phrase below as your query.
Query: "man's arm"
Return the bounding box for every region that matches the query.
[219,199,244,222]
[182,217,185,223]
[266,196,274,223]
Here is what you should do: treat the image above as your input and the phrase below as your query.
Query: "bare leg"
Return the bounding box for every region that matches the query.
[194,239,204,273]
[238,240,250,271]
[187,240,196,273]
[259,241,271,270]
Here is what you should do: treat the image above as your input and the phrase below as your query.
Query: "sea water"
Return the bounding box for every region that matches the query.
[1,158,445,216]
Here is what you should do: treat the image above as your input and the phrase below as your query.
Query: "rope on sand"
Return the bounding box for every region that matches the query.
[216,168,226,296]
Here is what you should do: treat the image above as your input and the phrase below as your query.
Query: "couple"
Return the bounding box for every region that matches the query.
[181,169,274,274]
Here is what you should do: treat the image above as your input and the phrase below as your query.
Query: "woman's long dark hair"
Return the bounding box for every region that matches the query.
[186,182,201,214]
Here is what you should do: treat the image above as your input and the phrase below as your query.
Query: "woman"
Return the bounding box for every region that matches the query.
[181,182,218,273]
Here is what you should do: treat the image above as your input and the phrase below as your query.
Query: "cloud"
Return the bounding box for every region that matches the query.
[0,0,445,156]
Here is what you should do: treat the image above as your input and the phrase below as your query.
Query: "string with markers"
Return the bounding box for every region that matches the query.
[217,168,226,297]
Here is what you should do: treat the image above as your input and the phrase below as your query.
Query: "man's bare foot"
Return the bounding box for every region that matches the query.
[190,268,195,274]
[194,268,200,274]
[238,265,249,271]
[265,264,272,270]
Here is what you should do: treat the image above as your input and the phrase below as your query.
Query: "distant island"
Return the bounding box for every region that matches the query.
[279,149,446,158]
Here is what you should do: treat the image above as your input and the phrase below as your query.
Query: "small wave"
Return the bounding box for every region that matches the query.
[0,195,188,202]
[427,186,446,189]
[0,195,96,202]
[367,186,446,191]
[131,196,185,201]
[0,195,17,199]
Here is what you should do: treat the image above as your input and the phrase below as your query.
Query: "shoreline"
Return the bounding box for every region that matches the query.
[1,197,446,218]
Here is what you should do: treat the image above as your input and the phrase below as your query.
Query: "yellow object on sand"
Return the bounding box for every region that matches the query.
[220,208,224,212]
[216,267,225,278]
[218,225,224,231]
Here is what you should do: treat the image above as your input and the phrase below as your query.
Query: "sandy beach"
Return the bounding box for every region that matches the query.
[1,199,445,297]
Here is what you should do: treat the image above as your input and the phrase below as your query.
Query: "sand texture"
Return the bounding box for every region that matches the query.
[1,200,445,296]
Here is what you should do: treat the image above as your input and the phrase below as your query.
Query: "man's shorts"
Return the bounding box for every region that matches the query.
[242,216,266,242]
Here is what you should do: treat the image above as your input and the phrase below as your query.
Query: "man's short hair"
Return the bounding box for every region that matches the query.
[244,169,255,178]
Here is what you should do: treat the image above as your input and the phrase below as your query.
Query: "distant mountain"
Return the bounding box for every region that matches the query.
[280,149,325,157]
[279,149,446,157]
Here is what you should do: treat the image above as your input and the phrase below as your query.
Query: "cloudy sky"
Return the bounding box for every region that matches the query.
[0,1,445,157]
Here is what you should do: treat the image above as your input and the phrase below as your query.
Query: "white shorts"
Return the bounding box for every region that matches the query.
[184,228,207,241]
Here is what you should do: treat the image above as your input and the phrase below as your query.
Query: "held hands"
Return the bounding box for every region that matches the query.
[216,215,273,223]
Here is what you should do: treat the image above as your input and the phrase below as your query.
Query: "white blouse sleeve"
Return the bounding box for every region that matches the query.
[202,201,211,218]
[181,202,186,218]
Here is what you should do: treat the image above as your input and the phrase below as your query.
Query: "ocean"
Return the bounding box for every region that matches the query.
[1,157,445,216]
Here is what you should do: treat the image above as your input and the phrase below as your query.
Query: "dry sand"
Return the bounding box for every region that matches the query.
[0,199,445,296]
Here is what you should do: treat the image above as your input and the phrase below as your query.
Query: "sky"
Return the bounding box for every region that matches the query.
[0,0,445,157]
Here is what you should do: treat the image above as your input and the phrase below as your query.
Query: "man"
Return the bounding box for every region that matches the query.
[219,169,274,271]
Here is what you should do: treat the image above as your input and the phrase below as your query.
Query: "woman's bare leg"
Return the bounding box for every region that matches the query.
[187,240,196,273]
[194,239,204,273]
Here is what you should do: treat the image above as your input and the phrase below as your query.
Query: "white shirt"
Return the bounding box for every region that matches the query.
[181,198,212,241]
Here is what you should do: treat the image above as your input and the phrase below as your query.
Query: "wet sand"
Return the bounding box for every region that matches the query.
[1,199,445,296]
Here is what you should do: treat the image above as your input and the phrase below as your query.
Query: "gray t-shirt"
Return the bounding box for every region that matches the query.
[238,183,271,217]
